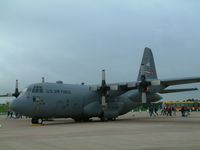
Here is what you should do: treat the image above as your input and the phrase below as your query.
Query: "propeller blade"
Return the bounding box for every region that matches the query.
[16,80,18,89]
[151,80,161,86]
[102,69,106,86]
[142,92,147,103]
[110,85,118,90]
[127,82,137,88]
[0,80,20,98]
[100,70,107,109]
[42,77,45,83]
[89,86,98,91]
[140,64,145,76]
[102,95,106,107]
[12,80,20,98]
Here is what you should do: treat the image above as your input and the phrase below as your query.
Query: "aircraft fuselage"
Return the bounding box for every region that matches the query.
[11,82,161,121]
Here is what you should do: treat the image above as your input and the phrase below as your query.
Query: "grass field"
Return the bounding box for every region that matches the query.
[0,103,10,113]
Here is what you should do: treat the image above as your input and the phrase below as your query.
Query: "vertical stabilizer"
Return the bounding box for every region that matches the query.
[137,47,158,81]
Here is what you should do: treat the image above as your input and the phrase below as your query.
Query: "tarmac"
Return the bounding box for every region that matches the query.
[0,111,200,150]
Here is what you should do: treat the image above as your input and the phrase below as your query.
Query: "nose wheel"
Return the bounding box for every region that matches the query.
[31,117,43,124]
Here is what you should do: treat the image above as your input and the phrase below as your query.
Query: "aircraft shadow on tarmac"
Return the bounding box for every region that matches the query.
[32,115,200,126]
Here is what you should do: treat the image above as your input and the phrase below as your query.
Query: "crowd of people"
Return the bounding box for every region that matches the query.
[7,110,22,119]
[148,104,191,117]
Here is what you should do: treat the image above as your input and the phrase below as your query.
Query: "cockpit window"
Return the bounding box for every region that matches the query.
[18,88,28,98]
[32,86,43,93]
[22,88,28,93]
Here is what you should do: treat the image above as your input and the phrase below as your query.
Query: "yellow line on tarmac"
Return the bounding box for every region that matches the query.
[30,124,44,127]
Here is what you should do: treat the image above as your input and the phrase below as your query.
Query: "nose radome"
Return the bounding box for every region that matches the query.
[10,100,16,111]
[10,99,19,112]
[10,97,31,117]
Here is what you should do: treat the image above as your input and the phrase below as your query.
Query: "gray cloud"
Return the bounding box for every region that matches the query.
[0,0,200,102]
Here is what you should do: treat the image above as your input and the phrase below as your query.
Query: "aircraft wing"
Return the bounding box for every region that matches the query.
[109,82,138,90]
[0,93,13,97]
[89,81,138,97]
[0,94,8,97]
[159,88,198,94]
[106,77,200,96]
[160,77,200,86]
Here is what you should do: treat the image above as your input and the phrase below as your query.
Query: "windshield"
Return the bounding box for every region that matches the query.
[18,88,28,98]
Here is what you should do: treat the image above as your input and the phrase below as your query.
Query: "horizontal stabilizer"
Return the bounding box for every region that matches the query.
[159,88,198,94]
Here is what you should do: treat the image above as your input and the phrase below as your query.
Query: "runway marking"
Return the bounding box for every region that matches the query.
[0,124,2,128]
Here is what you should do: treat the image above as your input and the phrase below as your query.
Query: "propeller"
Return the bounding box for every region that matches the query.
[100,70,110,109]
[89,70,118,110]
[138,64,151,103]
[137,64,160,103]
[0,80,20,98]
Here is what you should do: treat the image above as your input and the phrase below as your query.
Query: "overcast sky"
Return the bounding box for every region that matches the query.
[0,0,200,102]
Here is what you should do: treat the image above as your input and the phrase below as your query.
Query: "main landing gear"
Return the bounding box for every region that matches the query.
[100,117,116,121]
[73,118,92,122]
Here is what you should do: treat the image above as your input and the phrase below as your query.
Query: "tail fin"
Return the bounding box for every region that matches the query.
[137,47,158,81]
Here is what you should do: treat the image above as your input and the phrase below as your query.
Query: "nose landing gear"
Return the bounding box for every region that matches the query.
[31,117,43,125]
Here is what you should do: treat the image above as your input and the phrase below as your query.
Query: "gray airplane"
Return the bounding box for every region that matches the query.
[3,48,200,124]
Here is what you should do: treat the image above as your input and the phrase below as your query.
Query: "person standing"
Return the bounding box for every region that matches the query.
[181,106,185,117]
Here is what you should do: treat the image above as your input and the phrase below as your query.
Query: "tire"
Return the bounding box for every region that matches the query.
[31,117,39,124]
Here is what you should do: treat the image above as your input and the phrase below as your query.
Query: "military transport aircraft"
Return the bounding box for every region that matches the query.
[1,47,200,124]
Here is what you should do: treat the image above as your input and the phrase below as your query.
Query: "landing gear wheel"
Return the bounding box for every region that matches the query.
[100,117,116,121]
[82,118,91,122]
[73,118,82,122]
[100,117,108,122]
[38,118,43,124]
[109,118,116,121]
[31,117,39,124]
[31,117,43,124]
[73,118,91,122]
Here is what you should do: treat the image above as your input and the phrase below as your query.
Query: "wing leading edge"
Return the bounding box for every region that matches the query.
[159,88,198,94]
[107,76,200,95]
[161,77,200,86]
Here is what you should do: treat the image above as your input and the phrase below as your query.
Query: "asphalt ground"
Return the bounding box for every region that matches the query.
[0,111,200,150]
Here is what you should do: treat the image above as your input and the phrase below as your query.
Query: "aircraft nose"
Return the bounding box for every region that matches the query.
[10,96,32,116]
[10,99,20,112]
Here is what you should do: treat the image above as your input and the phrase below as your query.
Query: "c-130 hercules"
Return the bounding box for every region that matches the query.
[3,48,200,124]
